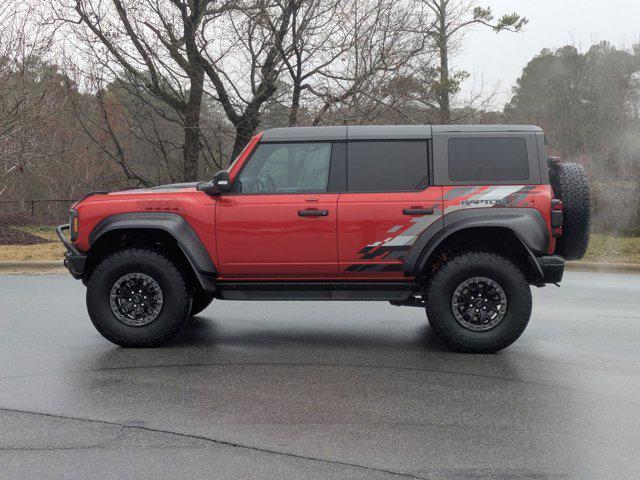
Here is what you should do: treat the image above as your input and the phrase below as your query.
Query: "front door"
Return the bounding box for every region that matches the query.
[216,142,339,280]
[338,140,443,279]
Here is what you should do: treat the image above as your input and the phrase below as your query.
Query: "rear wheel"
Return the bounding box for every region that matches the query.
[425,251,532,353]
[86,248,192,347]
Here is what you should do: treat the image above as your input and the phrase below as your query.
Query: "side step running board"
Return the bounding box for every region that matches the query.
[215,282,417,301]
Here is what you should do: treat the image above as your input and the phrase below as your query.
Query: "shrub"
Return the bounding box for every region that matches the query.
[590,181,640,236]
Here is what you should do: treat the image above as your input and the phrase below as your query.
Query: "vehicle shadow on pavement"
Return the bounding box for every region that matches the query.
[82,304,527,386]
[166,314,452,353]
[85,315,523,386]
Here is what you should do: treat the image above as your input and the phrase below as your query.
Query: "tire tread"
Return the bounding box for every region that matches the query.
[87,248,191,347]
[551,162,591,260]
[425,251,532,353]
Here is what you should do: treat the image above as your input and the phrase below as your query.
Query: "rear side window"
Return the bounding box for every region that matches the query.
[448,137,529,182]
[347,141,428,192]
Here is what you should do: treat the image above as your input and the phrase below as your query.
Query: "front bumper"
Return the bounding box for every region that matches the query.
[56,224,86,279]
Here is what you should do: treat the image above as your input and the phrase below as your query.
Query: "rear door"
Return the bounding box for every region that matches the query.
[216,142,339,279]
[338,139,443,279]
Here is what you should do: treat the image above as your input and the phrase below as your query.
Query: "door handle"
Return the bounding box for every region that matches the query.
[403,207,434,215]
[298,209,329,217]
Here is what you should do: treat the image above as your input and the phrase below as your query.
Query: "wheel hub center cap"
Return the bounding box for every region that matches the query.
[109,273,164,327]
[451,276,508,332]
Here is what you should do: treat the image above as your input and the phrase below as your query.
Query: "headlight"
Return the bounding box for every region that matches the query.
[70,209,79,242]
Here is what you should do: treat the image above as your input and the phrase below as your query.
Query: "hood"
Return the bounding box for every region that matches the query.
[110,182,200,195]
[147,182,200,191]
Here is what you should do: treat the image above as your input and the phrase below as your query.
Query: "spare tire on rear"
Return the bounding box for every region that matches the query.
[549,162,591,260]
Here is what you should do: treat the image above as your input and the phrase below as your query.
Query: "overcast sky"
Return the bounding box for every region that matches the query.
[456,0,640,108]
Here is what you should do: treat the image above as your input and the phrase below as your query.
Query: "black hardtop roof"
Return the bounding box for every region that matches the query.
[260,125,542,142]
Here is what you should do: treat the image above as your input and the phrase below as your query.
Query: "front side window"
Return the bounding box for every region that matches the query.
[235,143,332,194]
[347,141,428,192]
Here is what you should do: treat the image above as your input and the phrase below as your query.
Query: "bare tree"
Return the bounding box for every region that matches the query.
[306,0,430,126]
[268,0,346,126]
[62,0,231,181]
[57,0,306,174]
[421,0,526,122]
[195,0,298,157]
[0,1,68,197]
[69,71,166,188]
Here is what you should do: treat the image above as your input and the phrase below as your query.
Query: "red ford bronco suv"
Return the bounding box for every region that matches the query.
[57,125,590,352]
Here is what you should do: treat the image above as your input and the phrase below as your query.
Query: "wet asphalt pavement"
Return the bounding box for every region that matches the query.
[0,271,639,480]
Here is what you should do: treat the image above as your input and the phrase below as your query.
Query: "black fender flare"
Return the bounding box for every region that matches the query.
[403,208,549,281]
[89,212,217,291]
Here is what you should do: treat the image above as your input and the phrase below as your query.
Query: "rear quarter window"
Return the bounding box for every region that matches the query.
[448,137,529,182]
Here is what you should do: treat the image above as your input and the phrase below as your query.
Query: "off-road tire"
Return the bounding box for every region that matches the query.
[190,290,215,317]
[425,252,532,353]
[550,162,591,260]
[86,248,192,347]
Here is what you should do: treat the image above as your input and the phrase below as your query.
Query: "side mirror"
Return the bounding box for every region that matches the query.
[197,170,231,195]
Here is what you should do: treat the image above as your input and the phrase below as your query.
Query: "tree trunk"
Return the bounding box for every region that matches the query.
[288,83,301,126]
[437,0,451,123]
[231,115,259,159]
[182,69,204,181]
[438,42,451,123]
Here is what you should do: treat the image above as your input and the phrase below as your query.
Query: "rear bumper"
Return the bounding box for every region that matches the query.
[56,224,86,279]
[537,255,565,284]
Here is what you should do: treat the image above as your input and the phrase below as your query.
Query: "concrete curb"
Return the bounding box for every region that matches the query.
[0,261,66,274]
[565,261,640,273]
[1,260,639,274]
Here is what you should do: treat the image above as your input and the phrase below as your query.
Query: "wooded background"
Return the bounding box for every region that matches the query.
[1,0,639,233]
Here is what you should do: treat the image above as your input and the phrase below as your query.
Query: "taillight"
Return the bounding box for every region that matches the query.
[551,199,563,236]
[70,209,79,242]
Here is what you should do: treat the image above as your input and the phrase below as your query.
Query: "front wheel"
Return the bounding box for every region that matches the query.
[425,252,532,353]
[86,248,192,347]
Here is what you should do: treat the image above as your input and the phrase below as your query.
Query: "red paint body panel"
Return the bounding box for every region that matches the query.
[337,188,443,279]
[73,190,218,262]
[215,193,339,279]
[441,184,556,254]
